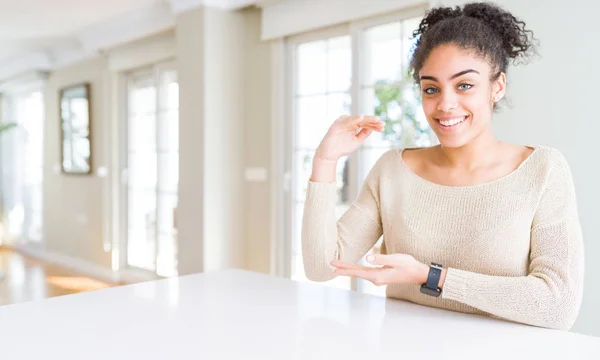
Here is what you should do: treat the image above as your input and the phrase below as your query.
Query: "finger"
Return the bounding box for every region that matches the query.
[332,116,375,133]
[361,115,381,122]
[333,267,373,280]
[360,115,384,124]
[338,116,384,135]
[357,120,385,132]
[366,254,399,267]
[347,115,381,126]
[334,267,391,286]
[355,128,373,141]
[340,115,363,125]
[357,124,384,133]
[357,119,384,130]
[334,115,352,123]
[360,121,385,133]
[330,260,364,270]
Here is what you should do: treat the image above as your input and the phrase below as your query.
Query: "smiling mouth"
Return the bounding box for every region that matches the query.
[436,116,468,128]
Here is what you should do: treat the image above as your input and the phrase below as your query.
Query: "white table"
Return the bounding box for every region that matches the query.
[0,269,598,359]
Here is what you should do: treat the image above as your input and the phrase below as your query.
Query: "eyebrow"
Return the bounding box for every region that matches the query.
[419,69,480,82]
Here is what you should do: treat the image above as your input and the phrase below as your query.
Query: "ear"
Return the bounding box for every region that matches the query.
[492,72,506,103]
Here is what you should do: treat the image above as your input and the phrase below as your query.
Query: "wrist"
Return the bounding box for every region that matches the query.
[313,151,339,164]
[417,262,430,284]
[310,156,338,183]
[313,157,338,166]
[418,262,447,288]
[439,268,447,288]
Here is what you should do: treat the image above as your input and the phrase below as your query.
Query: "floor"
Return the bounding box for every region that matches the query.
[0,247,112,307]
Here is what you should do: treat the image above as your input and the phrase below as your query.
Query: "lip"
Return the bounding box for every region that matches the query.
[435,115,469,132]
[436,115,468,121]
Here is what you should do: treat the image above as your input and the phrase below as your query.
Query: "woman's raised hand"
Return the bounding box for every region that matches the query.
[314,115,385,162]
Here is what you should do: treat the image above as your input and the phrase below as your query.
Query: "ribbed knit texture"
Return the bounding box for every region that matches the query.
[301,146,584,330]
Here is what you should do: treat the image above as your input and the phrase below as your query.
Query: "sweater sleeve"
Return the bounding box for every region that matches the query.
[441,151,585,330]
[301,156,385,282]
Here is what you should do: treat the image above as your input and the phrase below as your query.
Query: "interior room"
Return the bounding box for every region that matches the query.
[0,0,599,355]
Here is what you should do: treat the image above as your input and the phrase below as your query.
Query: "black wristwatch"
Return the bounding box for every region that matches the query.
[420,262,443,297]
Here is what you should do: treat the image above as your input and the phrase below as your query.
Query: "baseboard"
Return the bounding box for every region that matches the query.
[3,244,158,285]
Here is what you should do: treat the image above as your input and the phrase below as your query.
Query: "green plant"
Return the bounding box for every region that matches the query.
[372,70,434,147]
[0,123,17,134]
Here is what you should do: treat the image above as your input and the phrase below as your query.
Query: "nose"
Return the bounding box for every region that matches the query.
[437,93,459,112]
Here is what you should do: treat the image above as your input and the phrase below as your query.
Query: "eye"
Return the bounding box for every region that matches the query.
[457,83,473,91]
[423,87,438,95]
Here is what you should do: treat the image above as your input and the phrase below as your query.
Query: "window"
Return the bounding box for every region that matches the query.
[124,63,179,277]
[286,9,437,295]
[289,32,353,291]
[0,91,45,245]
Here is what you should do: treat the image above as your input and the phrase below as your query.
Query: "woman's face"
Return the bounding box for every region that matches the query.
[419,44,505,148]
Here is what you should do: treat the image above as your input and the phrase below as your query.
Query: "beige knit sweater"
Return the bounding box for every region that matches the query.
[301,146,584,330]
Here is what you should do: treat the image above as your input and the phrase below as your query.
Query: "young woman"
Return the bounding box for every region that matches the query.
[301,2,584,331]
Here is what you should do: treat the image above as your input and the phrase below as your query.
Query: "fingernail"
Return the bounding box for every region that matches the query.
[367,255,374,263]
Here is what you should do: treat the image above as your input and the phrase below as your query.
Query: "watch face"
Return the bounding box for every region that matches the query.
[420,285,441,297]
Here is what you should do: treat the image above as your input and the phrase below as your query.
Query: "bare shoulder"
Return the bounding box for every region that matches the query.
[517,144,535,158]
[401,146,438,169]
[503,143,536,166]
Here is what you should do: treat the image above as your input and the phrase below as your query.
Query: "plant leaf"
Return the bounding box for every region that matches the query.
[0,123,17,133]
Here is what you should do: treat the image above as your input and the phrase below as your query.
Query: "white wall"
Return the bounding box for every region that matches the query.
[43,57,112,270]
[243,8,273,274]
[203,7,246,272]
[174,5,272,276]
[175,7,207,276]
[176,6,248,275]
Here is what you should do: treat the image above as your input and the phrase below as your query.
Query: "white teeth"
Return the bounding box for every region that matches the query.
[439,116,466,127]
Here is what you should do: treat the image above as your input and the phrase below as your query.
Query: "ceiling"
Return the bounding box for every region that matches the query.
[0,0,164,62]
[0,0,279,81]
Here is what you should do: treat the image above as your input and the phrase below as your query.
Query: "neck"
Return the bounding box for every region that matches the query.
[436,131,502,170]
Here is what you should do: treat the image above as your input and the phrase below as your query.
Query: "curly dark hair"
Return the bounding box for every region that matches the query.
[409,2,538,84]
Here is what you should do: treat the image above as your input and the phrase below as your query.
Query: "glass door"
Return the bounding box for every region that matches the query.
[0,91,44,245]
[124,62,179,277]
[287,28,354,290]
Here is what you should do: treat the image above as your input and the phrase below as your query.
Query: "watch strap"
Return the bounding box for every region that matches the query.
[425,262,443,289]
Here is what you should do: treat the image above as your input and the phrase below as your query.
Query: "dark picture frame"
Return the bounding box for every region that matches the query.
[59,82,92,175]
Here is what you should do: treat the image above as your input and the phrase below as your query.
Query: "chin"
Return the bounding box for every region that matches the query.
[437,138,469,149]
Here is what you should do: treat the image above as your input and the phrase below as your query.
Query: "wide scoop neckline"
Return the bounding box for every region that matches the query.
[397,145,542,190]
